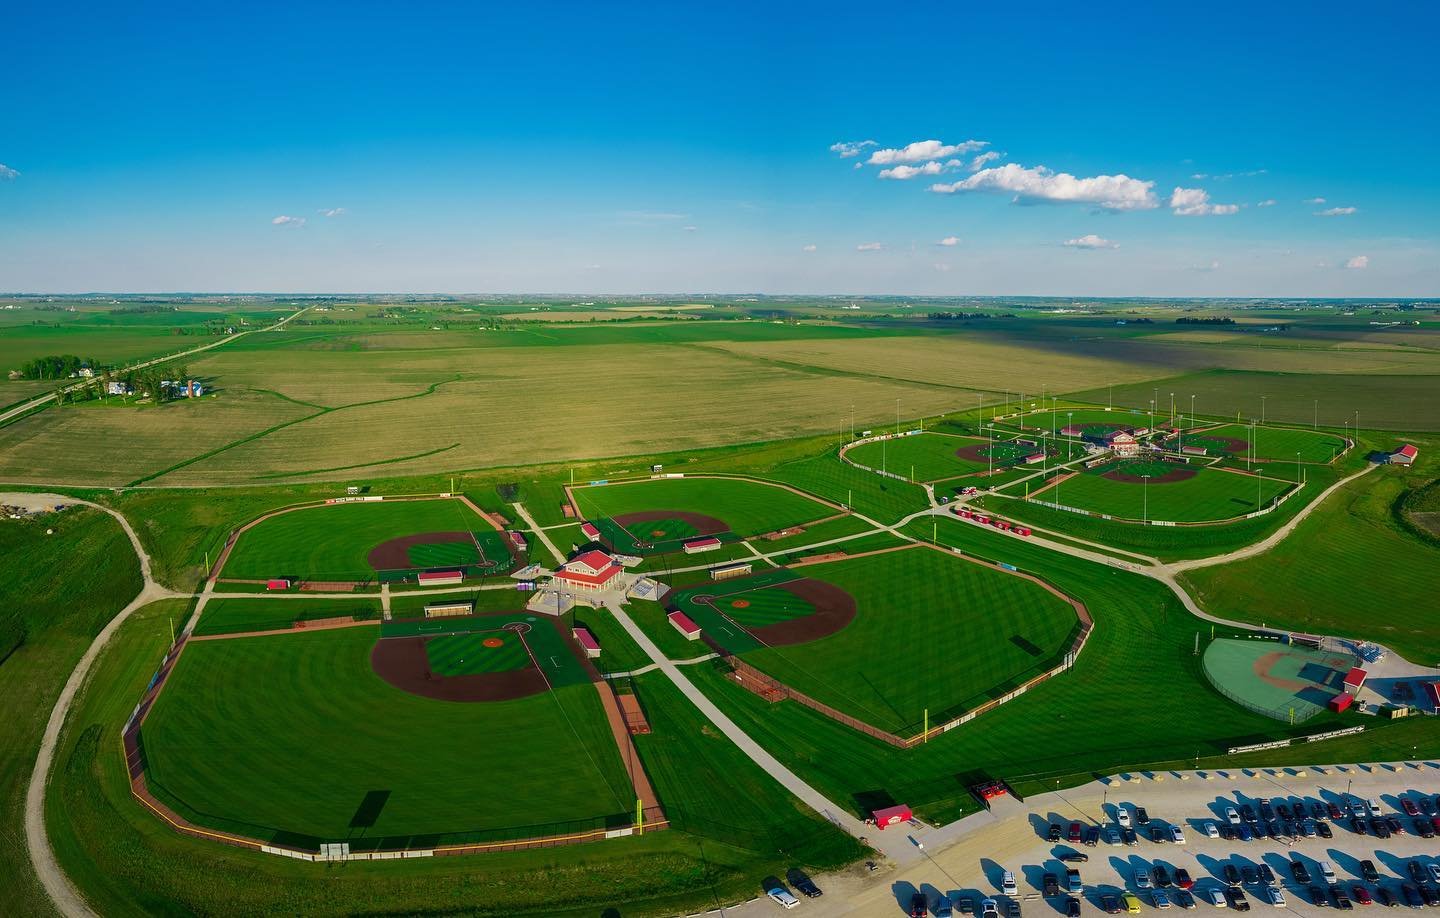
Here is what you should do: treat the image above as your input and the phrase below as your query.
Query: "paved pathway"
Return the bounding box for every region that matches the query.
[513,502,566,566]
[8,494,184,918]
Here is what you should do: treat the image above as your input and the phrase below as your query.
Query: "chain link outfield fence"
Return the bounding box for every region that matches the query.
[1199,636,1361,724]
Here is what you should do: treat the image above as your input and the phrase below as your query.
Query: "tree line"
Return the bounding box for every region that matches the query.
[54,363,192,406]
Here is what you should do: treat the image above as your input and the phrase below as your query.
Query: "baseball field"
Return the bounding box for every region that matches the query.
[571,476,836,541]
[1030,458,1293,522]
[1181,422,1348,463]
[670,547,1083,735]
[139,625,635,847]
[220,497,516,582]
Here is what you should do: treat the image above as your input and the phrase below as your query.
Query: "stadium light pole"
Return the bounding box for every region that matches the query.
[1142,474,1149,523]
[1169,391,1175,426]
[1108,383,1113,410]
[896,397,901,436]
[1190,394,1196,431]
[1261,395,1267,425]
[1313,399,1318,431]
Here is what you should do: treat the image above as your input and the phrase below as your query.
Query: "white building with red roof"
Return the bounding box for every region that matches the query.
[1107,431,1140,458]
[1392,443,1418,466]
[551,549,624,592]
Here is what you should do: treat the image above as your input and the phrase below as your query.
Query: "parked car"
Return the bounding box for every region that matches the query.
[1414,819,1434,839]
[1386,816,1405,836]
[1069,822,1084,843]
[1155,891,1172,910]
[1240,804,1257,823]
[1354,886,1374,906]
[1328,802,1345,820]
[1102,895,1121,914]
[1176,868,1194,889]
[1067,868,1083,893]
[1318,821,1334,839]
[1259,799,1275,820]
[1277,803,1292,821]
[1419,887,1440,908]
[1007,900,1022,918]
[982,899,1000,918]
[1401,885,1424,909]
[1372,819,1392,840]
[1002,871,1018,896]
[1226,807,1242,826]
[1226,889,1251,912]
[1351,817,1369,835]
[1368,799,1383,816]
[1119,807,1133,827]
[1242,866,1260,886]
[1267,888,1288,908]
[1236,825,1253,843]
[1225,864,1242,886]
[960,897,976,914]
[1086,827,1101,848]
[1294,860,1315,883]
[1220,825,1237,841]
[1137,870,1154,890]
[1411,863,1431,885]
[1376,887,1397,909]
[911,892,930,917]
[1155,866,1173,888]
[1152,826,1168,844]
[1137,807,1151,825]
[1050,824,1063,842]
[1205,822,1220,839]
[766,886,800,910]
[1123,828,1138,847]
[1044,873,1060,897]
[1061,852,1090,864]
[1321,862,1339,884]
[1124,893,1144,915]
[1302,820,1319,839]
[1066,898,1082,918]
[1427,864,1440,885]
[1403,798,1421,817]
[1361,862,1381,883]
[1206,888,1228,908]
[1312,887,1331,908]
[1104,827,1122,846]
[1175,890,1196,910]
[1334,887,1354,911]
[1170,825,1186,845]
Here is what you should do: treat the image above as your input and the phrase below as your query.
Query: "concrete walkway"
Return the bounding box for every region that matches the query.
[513,502,566,566]
[9,494,185,918]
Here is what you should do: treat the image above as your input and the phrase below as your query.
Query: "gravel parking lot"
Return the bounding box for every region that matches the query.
[722,764,1440,917]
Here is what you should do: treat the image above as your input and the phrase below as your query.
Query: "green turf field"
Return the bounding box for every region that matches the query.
[1201,638,1350,721]
[221,498,504,580]
[407,540,482,568]
[1033,460,1292,522]
[425,629,530,676]
[999,407,1154,435]
[192,597,381,636]
[572,476,834,537]
[382,613,592,688]
[1185,422,1348,463]
[141,627,630,846]
[845,432,988,482]
[702,548,1080,734]
[719,587,816,628]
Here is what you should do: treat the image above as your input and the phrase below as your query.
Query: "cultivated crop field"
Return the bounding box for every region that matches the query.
[141,627,633,846]
[715,547,1081,734]
[1025,461,1292,522]
[221,497,503,581]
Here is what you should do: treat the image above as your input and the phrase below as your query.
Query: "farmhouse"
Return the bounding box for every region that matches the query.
[1391,444,1418,466]
[552,549,624,591]
[106,380,133,396]
[1107,431,1140,458]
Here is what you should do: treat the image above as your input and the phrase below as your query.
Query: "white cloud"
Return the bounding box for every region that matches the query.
[868,139,988,165]
[1316,206,1357,216]
[1064,234,1119,249]
[878,161,946,180]
[930,163,1159,211]
[271,215,307,227]
[1193,169,1266,181]
[830,140,878,158]
[802,244,817,252]
[0,163,18,181]
[1256,199,1277,207]
[1303,197,1327,205]
[318,207,346,217]
[968,151,1002,171]
[856,242,886,252]
[936,236,961,247]
[1344,255,1369,269]
[1169,187,1239,216]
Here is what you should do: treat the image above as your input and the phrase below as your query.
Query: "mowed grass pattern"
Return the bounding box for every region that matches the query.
[846,433,988,482]
[720,587,816,628]
[1192,423,1348,463]
[739,547,1078,733]
[1043,465,1291,522]
[142,628,632,842]
[424,630,529,676]
[193,597,381,636]
[406,540,481,568]
[222,498,491,580]
[574,477,832,537]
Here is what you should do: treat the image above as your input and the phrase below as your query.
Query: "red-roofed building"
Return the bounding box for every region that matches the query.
[552,549,623,591]
[418,570,464,586]
[1342,667,1367,694]
[683,536,722,554]
[265,578,290,591]
[580,522,601,541]
[1108,431,1140,458]
[1392,444,1418,466]
[871,804,912,829]
[572,627,601,658]
[668,610,701,640]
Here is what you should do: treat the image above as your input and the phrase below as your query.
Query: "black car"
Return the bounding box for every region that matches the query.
[1227,888,1252,912]
[1136,806,1150,825]
[1260,799,1275,820]
[1044,873,1060,897]
[1387,816,1406,835]
[1334,887,1355,911]
[1154,866,1172,888]
[1378,886,1398,908]
[1409,862,1428,885]
[1402,885,1425,909]
[1060,851,1089,863]
[1259,865,1276,887]
[1417,819,1436,839]
[1420,886,1440,908]
[1421,796,1436,816]
[1363,861,1381,883]
[1085,827,1100,848]
[1352,817,1370,835]
[1220,824,1237,841]
[1374,818,1392,839]
[1065,897,1081,918]
[1277,803,1292,820]
[1318,820,1334,839]
[1294,860,1314,884]
[1121,828,1137,847]
[1175,890,1195,910]
[794,876,822,898]
[911,893,929,917]
[1240,804,1257,822]
[1101,895,1120,914]
[1006,900,1021,918]
[1150,826,1166,843]
[1049,824,1063,842]
[1225,864,1242,886]
[1312,886,1332,907]
[1241,866,1260,885]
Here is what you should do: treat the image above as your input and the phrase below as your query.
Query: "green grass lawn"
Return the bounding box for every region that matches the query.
[1183,458,1440,661]
[572,476,834,536]
[1189,422,1348,463]
[425,629,529,675]
[703,548,1079,734]
[221,497,498,580]
[0,507,144,917]
[1036,462,1292,522]
[767,445,930,523]
[192,596,380,635]
[845,432,988,482]
[141,627,633,845]
[750,513,878,550]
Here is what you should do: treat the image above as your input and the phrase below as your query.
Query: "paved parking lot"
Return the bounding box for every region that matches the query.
[722,763,1440,917]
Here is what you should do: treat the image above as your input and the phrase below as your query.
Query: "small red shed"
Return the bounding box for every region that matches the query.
[1329,693,1354,713]
[266,578,290,591]
[418,570,464,586]
[580,522,601,541]
[572,627,601,658]
[1342,667,1367,694]
[682,537,722,554]
[668,611,702,640]
[872,803,913,829]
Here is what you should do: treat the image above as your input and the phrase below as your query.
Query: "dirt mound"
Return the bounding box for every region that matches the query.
[744,578,857,647]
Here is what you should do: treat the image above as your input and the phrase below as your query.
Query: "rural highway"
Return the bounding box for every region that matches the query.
[0,304,311,428]
[7,493,185,918]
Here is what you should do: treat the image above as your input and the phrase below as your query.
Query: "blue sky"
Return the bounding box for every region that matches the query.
[3,0,1437,295]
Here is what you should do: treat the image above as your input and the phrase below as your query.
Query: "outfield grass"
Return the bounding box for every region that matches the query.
[1189,422,1348,463]
[142,627,633,845]
[0,507,144,916]
[751,513,878,550]
[845,432,988,482]
[221,497,498,581]
[45,601,862,918]
[572,476,834,536]
[426,629,529,675]
[1031,462,1292,522]
[1183,454,1440,661]
[192,596,381,636]
[768,445,930,523]
[731,548,1080,733]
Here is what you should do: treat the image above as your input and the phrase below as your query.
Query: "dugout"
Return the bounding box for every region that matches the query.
[424,601,474,618]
